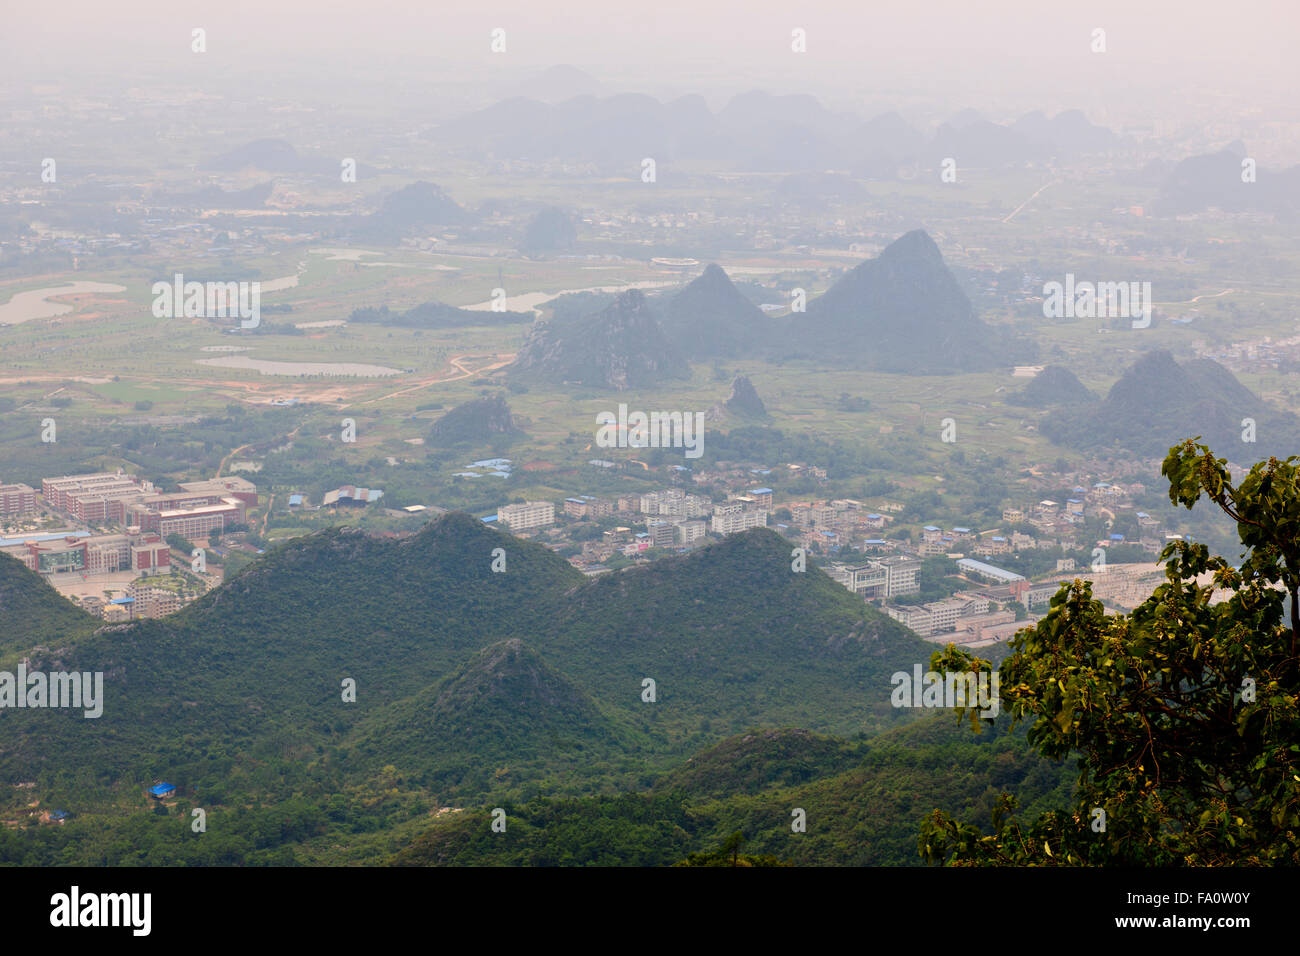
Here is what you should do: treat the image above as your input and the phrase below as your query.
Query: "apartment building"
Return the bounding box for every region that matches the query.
[641,489,709,519]
[0,483,36,517]
[710,502,767,535]
[919,538,953,557]
[885,595,992,637]
[827,555,921,600]
[675,519,707,545]
[877,555,922,597]
[43,473,152,525]
[646,520,676,548]
[564,496,599,519]
[498,500,556,532]
[811,504,838,528]
[126,582,185,619]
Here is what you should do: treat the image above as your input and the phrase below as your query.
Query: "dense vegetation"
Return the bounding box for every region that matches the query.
[921,442,1300,865]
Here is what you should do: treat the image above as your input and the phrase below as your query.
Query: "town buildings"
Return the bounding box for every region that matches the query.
[0,483,36,517]
[498,500,556,532]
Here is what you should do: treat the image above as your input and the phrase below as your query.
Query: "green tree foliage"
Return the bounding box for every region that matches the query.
[919,441,1300,865]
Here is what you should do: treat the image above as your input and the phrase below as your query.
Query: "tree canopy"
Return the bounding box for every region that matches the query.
[920,439,1300,865]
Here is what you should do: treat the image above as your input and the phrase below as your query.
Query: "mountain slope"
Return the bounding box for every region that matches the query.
[358,638,631,793]
[530,526,931,737]
[0,514,932,814]
[389,716,1074,867]
[1006,365,1097,407]
[658,264,769,358]
[508,289,689,389]
[1042,349,1300,457]
[795,230,1027,372]
[0,552,100,657]
[428,394,524,446]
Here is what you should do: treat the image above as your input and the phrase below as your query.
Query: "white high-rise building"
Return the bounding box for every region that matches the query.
[498,501,555,532]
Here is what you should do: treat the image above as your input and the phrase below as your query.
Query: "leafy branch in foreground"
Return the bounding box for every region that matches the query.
[919,440,1300,865]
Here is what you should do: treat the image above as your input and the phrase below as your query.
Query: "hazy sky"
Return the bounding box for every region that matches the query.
[3,0,1296,120]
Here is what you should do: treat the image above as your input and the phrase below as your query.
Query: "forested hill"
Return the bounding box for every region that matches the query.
[0,512,935,862]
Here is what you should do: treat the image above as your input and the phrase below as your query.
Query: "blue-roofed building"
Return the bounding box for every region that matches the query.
[148,783,176,799]
[1109,533,1125,541]
[0,530,92,548]
[109,596,134,605]
[48,810,69,822]
[288,493,304,508]
[480,515,498,523]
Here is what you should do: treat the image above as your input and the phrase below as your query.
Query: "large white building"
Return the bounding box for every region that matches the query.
[710,502,767,535]
[641,489,710,519]
[498,501,555,532]
[885,596,993,637]
[827,555,921,599]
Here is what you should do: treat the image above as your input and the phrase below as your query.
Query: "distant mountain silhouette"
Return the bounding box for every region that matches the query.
[359,182,472,239]
[792,230,1030,372]
[659,264,768,359]
[1007,365,1097,407]
[437,92,1113,175]
[509,289,689,389]
[521,206,577,253]
[200,138,346,176]
[167,181,275,209]
[723,376,769,419]
[1152,149,1300,219]
[928,120,1047,168]
[846,112,927,180]
[428,394,525,446]
[517,64,605,103]
[203,138,301,172]
[1042,349,1300,457]
[1012,109,1119,155]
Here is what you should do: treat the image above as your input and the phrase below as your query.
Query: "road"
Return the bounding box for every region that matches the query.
[358,353,515,406]
[1002,179,1059,224]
